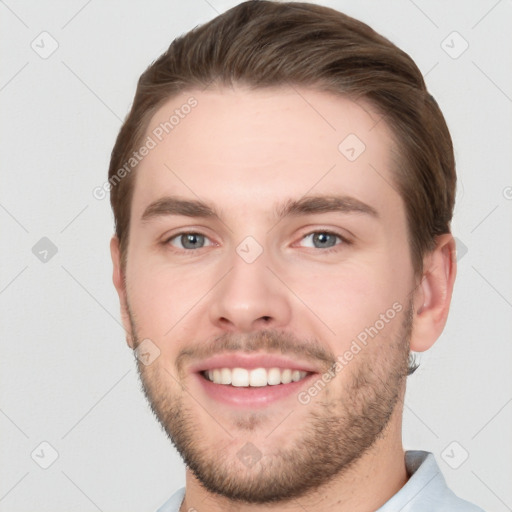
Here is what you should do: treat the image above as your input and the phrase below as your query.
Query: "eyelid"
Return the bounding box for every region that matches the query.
[295,227,352,245]
[163,229,217,250]
[161,227,353,252]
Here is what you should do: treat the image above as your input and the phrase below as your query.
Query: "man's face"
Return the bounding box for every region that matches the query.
[119,86,416,503]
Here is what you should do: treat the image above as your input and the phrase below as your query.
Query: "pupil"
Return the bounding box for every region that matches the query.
[182,233,203,249]
[314,233,335,248]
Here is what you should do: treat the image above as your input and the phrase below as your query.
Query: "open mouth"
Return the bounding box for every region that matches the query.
[201,367,311,387]
[190,353,321,407]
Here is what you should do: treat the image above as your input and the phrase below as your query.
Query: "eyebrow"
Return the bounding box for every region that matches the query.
[140,194,379,223]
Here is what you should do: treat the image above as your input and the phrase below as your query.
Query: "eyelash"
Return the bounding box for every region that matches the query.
[162,230,351,254]
[296,230,351,254]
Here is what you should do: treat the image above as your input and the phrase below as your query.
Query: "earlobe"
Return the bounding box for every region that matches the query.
[410,234,457,352]
[110,236,135,348]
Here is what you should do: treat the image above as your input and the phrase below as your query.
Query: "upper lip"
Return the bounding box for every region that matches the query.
[189,353,323,374]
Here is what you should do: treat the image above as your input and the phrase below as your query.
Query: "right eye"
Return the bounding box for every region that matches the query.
[165,232,214,251]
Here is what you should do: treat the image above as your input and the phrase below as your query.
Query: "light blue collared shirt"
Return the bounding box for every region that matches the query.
[156,450,485,512]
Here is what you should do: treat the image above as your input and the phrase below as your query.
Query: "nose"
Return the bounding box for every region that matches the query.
[208,247,292,333]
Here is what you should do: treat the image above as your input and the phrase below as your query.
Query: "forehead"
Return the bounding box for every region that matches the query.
[131,86,401,222]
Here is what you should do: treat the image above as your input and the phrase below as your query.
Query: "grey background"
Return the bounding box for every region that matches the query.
[1,1,511,511]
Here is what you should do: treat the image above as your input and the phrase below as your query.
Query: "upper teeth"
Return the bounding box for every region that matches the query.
[204,368,309,387]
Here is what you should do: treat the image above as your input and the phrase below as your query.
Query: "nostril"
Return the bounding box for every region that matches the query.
[261,316,271,322]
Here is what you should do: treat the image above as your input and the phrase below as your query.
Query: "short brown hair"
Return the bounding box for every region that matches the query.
[109,0,456,275]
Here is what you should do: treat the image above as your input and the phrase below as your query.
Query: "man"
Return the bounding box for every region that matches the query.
[108,1,484,511]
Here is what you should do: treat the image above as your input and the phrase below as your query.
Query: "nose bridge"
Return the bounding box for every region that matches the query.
[208,238,292,331]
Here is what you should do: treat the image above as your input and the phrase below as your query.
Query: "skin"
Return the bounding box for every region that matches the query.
[111,86,456,512]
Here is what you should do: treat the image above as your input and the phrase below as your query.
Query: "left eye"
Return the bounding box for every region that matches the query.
[299,231,343,249]
[167,233,213,250]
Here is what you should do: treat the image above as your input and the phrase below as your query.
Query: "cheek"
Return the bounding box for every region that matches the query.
[284,258,406,335]
[125,255,215,343]
[125,257,173,338]
[280,256,412,367]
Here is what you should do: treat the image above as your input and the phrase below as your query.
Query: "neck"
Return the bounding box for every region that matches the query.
[179,405,408,512]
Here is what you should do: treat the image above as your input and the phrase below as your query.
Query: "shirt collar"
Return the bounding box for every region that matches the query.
[376,450,449,511]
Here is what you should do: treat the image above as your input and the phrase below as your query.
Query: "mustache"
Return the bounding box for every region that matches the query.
[175,329,337,376]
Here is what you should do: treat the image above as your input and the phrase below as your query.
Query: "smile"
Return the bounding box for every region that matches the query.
[202,367,310,387]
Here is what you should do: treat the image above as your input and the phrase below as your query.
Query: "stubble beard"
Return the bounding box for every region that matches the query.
[132,302,413,504]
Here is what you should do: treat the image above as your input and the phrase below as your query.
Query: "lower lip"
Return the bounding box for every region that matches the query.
[193,372,317,408]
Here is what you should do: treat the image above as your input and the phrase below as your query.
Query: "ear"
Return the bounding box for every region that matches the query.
[410,234,457,352]
[110,235,135,349]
